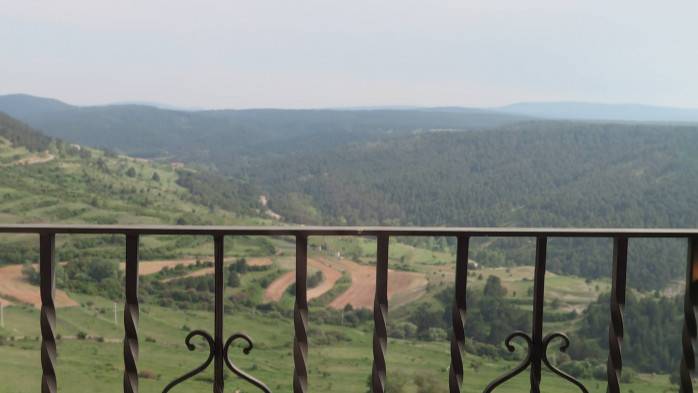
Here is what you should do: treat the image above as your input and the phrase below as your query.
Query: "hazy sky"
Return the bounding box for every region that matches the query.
[2,1,698,109]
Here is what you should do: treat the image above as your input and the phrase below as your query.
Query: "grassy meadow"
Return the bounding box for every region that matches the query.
[0,293,673,393]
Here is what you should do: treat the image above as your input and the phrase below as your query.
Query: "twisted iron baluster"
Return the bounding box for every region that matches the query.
[542,333,589,393]
[162,330,215,393]
[294,235,309,393]
[607,237,628,393]
[372,234,389,393]
[124,234,140,393]
[223,334,272,393]
[40,233,57,393]
[214,235,225,393]
[482,332,534,393]
[449,235,469,393]
[681,237,698,392]
[529,236,547,393]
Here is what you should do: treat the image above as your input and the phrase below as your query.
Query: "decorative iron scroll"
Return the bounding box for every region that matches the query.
[162,330,271,393]
[482,331,588,393]
[224,334,272,393]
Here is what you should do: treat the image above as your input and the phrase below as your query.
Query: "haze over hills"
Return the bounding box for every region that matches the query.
[2,94,698,291]
[0,94,74,117]
[5,94,698,129]
[0,94,528,160]
[499,101,698,123]
[0,105,691,388]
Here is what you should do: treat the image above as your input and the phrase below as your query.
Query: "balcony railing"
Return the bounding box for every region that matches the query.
[1,224,697,393]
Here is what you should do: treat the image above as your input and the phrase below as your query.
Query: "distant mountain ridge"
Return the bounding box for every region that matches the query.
[0,94,75,117]
[0,94,529,161]
[498,101,698,123]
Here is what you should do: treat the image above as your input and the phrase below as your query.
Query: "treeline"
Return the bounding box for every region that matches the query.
[374,276,533,358]
[573,292,682,374]
[0,112,53,151]
[251,121,698,290]
[0,95,525,162]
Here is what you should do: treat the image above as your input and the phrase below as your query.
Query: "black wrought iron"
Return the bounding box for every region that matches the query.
[680,237,698,392]
[124,234,140,393]
[372,234,389,393]
[162,235,271,393]
[481,331,589,393]
[530,236,547,392]
[40,233,57,393]
[481,237,588,393]
[607,237,628,393]
[223,333,272,393]
[162,330,215,393]
[8,224,694,392]
[214,235,225,393]
[482,332,534,393]
[542,333,589,393]
[449,235,469,393]
[294,235,309,393]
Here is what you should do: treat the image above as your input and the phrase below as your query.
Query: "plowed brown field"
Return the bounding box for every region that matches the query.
[328,260,427,310]
[0,264,77,308]
[264,258,341,302]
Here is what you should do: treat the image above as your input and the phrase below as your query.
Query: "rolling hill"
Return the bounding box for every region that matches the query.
[499,101,698,123]
[0,94,528,164]
[3,96,698,292]
[249,120,698,290]
[0,112,270,265]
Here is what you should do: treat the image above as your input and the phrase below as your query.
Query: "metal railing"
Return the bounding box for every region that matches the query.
[1,224,698,393]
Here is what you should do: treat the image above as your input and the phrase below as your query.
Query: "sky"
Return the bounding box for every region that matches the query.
[2,0,698,109]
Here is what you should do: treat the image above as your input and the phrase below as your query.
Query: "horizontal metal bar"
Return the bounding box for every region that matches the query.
[1,224,698,238]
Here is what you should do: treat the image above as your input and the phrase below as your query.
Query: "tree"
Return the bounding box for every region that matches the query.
[365,371,408,393]
[414,373,446,393]
[483,275,507,298]
[126,167,137,177]
[87,260,117,282]
[152,172,161,182]
[227,271,240,288]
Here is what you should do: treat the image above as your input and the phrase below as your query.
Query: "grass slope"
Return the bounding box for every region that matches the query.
[0,135,275,263]
[0,292,673,393]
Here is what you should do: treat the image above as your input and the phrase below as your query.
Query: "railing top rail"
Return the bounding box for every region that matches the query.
[1,224,698,237]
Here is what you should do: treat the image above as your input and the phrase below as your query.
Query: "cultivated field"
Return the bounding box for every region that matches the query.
[264,258,342,302]
[329,259,428,309]
[0,264,76,308]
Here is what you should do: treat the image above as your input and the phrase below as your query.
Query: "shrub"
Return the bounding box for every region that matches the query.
[138,369,159,380]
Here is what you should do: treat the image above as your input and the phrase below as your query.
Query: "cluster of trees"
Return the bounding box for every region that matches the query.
[287,271,324,295]
[574,292,682,374]
[23,258,122,300]
[387,276,530,357]
[176,170,260,217]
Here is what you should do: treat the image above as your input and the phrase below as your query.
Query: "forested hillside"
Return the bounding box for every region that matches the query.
[0,112,53,152]
[252,121,698,227]
[3,96,698,291]
[250,121,698,289]
[0,94,527,163]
